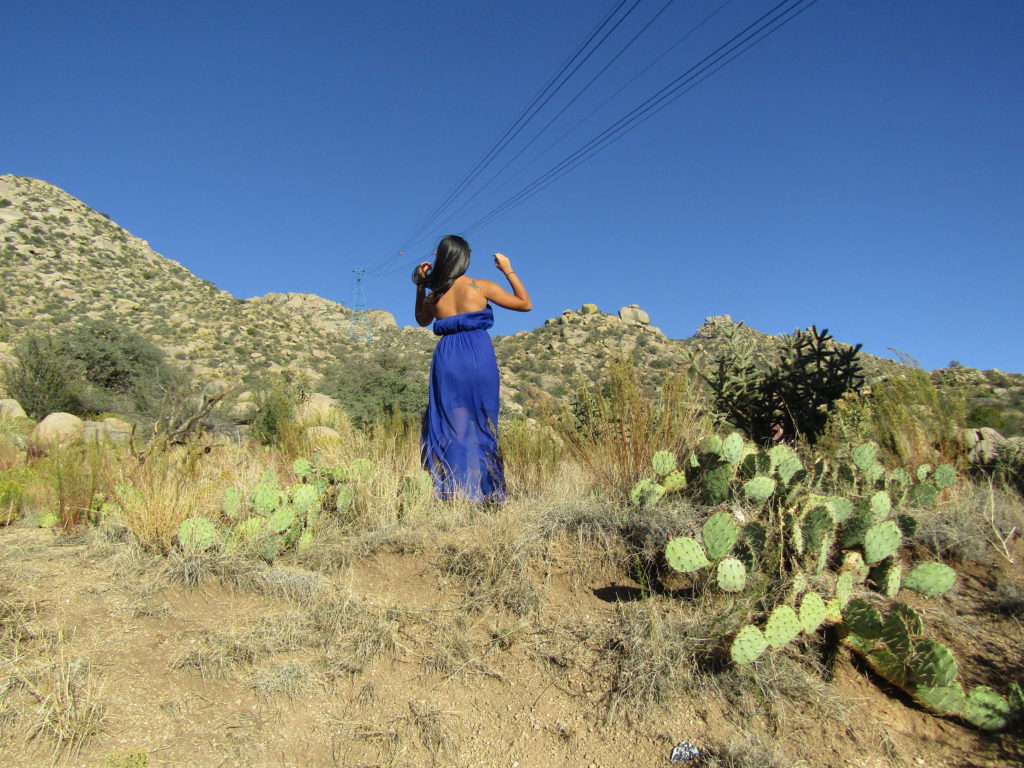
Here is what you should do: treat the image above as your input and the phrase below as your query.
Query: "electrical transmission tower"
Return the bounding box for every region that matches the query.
[349,268,373,343]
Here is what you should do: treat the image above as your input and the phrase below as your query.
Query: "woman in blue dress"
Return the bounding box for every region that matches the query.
[412,235,532,501]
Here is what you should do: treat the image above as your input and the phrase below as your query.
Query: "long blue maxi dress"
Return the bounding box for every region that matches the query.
[421,306,507,502]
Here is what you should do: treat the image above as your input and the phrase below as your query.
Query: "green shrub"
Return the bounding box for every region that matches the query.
[325,349,427,429]
[250,378,300,445]
[3,332,84,418]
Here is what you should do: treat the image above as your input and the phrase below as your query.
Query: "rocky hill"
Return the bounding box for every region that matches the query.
[1,174,1021,431]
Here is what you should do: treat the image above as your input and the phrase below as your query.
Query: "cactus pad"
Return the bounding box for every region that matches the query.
[292,458,314,478]
[768,443,797,471]
[890,603,924,634]
[835,571,853,607]
[651,450,677,476]
[871,559,902,599]
[909,639,959,687]
[799,592,827,634]
[863,520,902,564]
[222,488,243,519]
[840,511,873,549]
[804,506,834,550]
[252,483,280,516]
[336,486,354,514]
[743,476,776,504]
[843,599,883,639]
[865,462,886,488]
[909,482,938,509]
[730,625,768,665]
[268,506,297,534]
[258,535,280,562]
[178,517,218,553]
[258,470,279,487]
[903,562,955,596]
[702,512,739,560]
[764,605,801,649]
[867,648,911,687]
[630,479,665,507]
[824,597,843,623]
[742,522,767,553]
[913,683,965,717]
[665,537,710,573]
[291,483,320,514]
[827,496,853,523]
[852,443,877,472]
[296,529,314,554]
[330,465,349,483]
[716,557,747,592]
[880,611,913,659]
[869,491,891,521]
[701,434,724,458]
[721,433,747,466]
[777,456,803,485]
[916,463,933,482]
[662,471,688,492]
[933,464,956,491]
[889,468,912,486]
[234,516,264,541]
[962,686,1011,730]
[842,551,869,583]
[702,464,733,504]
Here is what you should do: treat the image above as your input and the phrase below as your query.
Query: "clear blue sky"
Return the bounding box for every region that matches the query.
[4,1,1022,371]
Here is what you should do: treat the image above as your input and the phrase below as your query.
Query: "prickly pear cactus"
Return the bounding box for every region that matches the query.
[252,483,280,516]
[863,520,902,564]
[630,479,665,507]
[290,484,320,516]
[909,482,938,509]
[665,537,710,573]
[721,433,748,466]
[267,506,297,534]
[651,451,677,476]
[662,471,687,492]
[933,464,956,490]
[350,458,374,482]
[798,592,827,634]
[701,464,734,505]
[702,512,738,560]
[743,476,776,504]
[869,491,891,521]
[292,458,314,479]
[902,562,955,596]
[716,557,747,592]
[222,488,243,519]
[764,605,801,649]
[730,625,768,665]
[843,599,883,639]
[963,686,1013,730]
[178,517,218,553]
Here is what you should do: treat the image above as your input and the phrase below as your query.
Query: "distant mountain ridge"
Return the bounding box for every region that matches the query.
[1,174,1020,429]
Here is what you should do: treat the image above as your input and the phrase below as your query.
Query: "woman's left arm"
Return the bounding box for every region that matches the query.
[413,262,434,326]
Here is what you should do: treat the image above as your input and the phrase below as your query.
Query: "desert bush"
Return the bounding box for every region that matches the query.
[869,368,965,466]
[545,357,710,499]
[250,378,302,446]
[324,348,427,429]
[3,332,84,418]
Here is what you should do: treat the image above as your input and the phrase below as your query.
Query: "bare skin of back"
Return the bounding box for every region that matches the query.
[415,253,531,326]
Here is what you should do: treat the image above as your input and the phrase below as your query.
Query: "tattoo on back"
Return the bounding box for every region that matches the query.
[469,279,479,290]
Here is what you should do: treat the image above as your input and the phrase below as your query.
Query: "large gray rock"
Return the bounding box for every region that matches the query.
[296,393,340,424]
[83,418,133,445]
[959,426,1006,466]
[230,400,258,424]
[29,412,85,452]
[0,399,27,420]
[618,304,650,326]
[305,425,342,444]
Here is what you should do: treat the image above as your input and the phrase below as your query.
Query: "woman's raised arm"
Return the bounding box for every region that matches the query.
[482,253,531,312]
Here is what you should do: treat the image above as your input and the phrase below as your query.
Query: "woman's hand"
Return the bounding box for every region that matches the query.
[413,261,432,285]
[493,253,512,275]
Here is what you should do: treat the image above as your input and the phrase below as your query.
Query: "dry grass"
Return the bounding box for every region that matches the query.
[19,654,106,758]
[543,358,711,500]
[250,660,319,698]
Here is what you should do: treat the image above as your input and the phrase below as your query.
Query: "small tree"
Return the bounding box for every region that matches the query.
[3,332,83,419]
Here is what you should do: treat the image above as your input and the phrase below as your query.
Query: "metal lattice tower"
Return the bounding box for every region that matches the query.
[349,268,373,343]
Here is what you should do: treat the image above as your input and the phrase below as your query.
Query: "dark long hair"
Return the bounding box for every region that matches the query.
[413,234,471,303]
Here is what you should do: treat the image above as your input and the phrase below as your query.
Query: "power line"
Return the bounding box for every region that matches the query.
[462,0,819,235]
[419,0,680,249]
[368,0,635,277]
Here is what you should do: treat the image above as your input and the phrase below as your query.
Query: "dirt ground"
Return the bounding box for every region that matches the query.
[0,524,1021,768]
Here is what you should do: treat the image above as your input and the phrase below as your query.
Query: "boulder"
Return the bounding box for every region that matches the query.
[103,417,133,445]
[618,304,650,326]
[296,393,340,424]
[0,399,27,420]
[230,400,259,424]
[581,304,599,315]
[29,412,85,452]
[958,426,1005,466]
